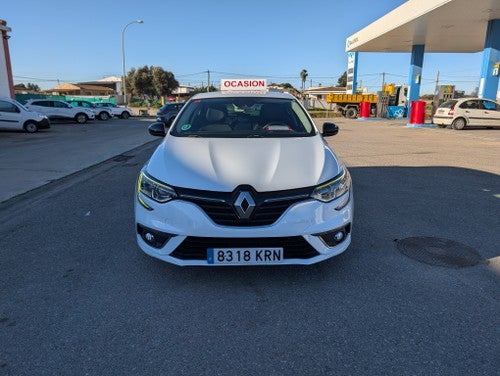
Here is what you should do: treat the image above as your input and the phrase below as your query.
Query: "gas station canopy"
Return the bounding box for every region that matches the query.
[346,0,500,53]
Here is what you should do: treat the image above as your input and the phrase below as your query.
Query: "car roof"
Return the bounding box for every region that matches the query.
[190,90,296,101]
[456,97,498,103]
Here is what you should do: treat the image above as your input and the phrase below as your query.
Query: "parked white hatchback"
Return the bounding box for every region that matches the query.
[135,79,353,266]
[25,99,95,124]
[433,97,500,130]
[0,97,50,133]
[94,102,133,119]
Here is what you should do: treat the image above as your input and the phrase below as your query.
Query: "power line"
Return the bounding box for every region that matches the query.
[13,75,60,82]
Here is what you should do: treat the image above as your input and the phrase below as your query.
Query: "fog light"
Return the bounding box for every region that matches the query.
[333,231,345,242]
[137,224,173,249]
[314,224,351,247]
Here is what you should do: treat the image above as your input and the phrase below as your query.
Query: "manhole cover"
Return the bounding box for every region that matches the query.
[395,237,483,268]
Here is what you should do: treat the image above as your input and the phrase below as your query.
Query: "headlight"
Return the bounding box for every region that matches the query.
[137,170,177,209]
[311,168,351,204]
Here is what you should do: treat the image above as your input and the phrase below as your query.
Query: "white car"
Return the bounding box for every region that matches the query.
[0,97,50,133]
[135,79,353,266]
[433,98,500,130]
[94,103,133,119]
[25,99,95,124]
[68,100,114,121]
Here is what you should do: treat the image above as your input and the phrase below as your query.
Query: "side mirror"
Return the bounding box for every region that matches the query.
[148,122,167,137]
[167,115,177,126]
[322,122,339,137]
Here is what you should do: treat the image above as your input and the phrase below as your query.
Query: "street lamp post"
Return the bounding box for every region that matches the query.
[121,20,143,106]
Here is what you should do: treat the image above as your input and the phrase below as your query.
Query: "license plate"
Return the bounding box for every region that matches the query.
[207,247,284,265]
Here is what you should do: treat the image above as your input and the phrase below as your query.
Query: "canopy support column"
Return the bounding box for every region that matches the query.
[407,44,425,119]
[478,19,499,100]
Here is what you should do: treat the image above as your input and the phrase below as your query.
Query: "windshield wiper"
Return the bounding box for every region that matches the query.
[246,134,263,138]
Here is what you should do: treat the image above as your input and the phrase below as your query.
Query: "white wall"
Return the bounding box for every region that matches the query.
[0,39,10,97]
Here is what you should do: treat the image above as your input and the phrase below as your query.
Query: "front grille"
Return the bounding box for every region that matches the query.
[171,236,320,261]
[175,185,313,227]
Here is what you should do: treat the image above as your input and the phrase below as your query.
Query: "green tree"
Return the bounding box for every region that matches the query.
[125,67,137,96]
[300,69,308,92]
[134,65,154,97]
[280,83,296,90]
[152,67,179,97]
[126,65,179,98]
[337,71,347,87]
[196,85,217,93]
[26,83,41,92]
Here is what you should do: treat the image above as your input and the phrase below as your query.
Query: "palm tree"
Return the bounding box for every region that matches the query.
[300,69,308,92]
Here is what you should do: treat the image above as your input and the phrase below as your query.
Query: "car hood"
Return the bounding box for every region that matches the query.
[146,135,341,192]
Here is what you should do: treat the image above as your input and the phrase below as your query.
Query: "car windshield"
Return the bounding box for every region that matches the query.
[171,97,316,138]
[13,100,29,112]
[439,100,457,108]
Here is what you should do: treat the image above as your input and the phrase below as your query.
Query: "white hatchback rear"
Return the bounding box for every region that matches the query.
[433,98,500,130]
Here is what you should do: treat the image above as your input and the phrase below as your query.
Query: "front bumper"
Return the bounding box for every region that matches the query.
[37,118,51,129]
[135,190,353,266]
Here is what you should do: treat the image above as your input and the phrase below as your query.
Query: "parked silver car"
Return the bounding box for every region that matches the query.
[25,99,95,124]
[94,103,133,119]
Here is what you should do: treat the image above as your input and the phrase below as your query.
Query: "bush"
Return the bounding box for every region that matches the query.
[128,99,162,108]
[308,110,342,118]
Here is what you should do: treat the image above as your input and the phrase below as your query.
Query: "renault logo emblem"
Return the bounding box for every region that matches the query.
[234,191,255,219]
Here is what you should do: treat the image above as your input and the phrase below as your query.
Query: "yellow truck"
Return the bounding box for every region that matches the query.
[326,93,378,118]
[326,84,408,118]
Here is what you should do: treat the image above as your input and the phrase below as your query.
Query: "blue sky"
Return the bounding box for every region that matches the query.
[3,0,483,94]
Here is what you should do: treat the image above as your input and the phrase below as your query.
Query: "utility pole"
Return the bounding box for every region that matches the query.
[381,72,386,91]
[207,70,210,92]
[434,70,440,91]
[432,70,440,117]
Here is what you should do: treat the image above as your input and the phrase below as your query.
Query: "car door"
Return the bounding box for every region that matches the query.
[458,100,486,126]
[480,100,500,126]
[53,101,73,120]
[0,100,22,130]
[29,100,52,117]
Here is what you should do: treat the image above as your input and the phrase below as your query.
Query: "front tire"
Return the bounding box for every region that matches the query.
[120,111,131,119]
[75,113,88,124]
[24,121,39,133]
[452,117,466,130]
[99,112,109,121]
[345,107,358,119]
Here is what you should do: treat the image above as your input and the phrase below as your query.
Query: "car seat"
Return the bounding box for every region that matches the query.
[200,105,232,132]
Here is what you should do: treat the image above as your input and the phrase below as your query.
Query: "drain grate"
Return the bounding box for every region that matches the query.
[395,237,483,268]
